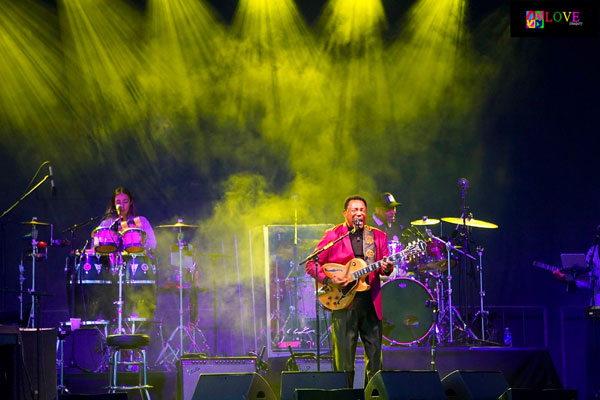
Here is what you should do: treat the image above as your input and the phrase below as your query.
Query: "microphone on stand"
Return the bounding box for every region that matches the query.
[457,177,469,190]
[353,218,360,234]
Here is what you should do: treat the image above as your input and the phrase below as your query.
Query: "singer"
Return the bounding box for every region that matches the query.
[305,195,393,388]
[98,186,156,250]
[94,186,157,320]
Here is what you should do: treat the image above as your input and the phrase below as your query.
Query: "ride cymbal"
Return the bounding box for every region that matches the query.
[156,220,199,230]
[441,217,498,229]
[21,219,50,226]
[410,217,440,226]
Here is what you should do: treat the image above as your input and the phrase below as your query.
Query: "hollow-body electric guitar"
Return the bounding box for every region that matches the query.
[317,240,426,310]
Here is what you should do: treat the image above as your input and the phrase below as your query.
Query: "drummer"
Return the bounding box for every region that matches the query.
[98,186,156,251]
[370,192,408,278]
[370,192,404,243]
[96,186,157,321]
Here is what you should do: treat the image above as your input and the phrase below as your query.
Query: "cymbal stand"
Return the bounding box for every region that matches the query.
[427,231,477,343]
[475,246,488,341]
[27,219,39,328]
[115,251,125,334]
[155,228,209,369]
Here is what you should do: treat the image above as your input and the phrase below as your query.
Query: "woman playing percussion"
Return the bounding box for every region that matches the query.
[91,186,157,322]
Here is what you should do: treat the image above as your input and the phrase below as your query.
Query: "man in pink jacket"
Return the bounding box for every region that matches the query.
[306,195,394,387]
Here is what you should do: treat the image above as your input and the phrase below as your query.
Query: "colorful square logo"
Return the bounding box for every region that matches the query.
[526,10,544,29]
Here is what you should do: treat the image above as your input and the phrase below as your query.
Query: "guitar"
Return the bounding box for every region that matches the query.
[532,261,591,288]
[317,240,426,311]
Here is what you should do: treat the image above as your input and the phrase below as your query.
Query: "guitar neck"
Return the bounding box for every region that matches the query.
[351,252,402,280]
[532,261,557,272]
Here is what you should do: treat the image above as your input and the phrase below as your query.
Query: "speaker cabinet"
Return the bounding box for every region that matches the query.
[499,388,578,400]
[189,373,275,400]
[0,327,57,400]
[178,356,257,400]
[364,370,446,400]
[442,370,509,400]
[294,388,365,400]
[281,371,347,400]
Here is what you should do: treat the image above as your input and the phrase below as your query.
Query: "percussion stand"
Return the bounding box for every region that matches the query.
[155,229,209,368]
[474,246,488,341]
[426,231,477,343]
[27,221,39,328]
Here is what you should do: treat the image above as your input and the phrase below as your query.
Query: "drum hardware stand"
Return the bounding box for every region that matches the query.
[475,246,488,341]
[27,219,39,328]
[155,224,209,368]
[426,230,476,343]
[56,323,70,395]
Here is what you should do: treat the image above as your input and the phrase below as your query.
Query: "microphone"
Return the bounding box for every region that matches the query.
[353,218,360,233]
[49,164,56,196]
[116,204,122,215]
[457,178,469,190]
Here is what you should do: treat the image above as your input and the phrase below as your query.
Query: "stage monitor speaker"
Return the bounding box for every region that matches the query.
[57,395,128,400]
[441,370,509,400]
[17,328,56,400]
[499,388,543,400]
[178,356,257,400]
[542,389,578,400]
[364,370,445,400]
[294,388,365,400]
[281,371,347,400]
[189,372,275,400]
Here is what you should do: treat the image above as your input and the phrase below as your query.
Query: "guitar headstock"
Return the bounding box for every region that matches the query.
[402,240,427,257]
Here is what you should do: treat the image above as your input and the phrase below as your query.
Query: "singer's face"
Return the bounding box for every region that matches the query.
[115,193,131,217]
[344,199,366,229]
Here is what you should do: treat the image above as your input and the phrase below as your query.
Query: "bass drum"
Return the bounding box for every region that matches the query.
[381,277,435,345]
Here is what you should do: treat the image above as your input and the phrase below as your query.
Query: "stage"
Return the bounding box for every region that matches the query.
[58,346,562,399]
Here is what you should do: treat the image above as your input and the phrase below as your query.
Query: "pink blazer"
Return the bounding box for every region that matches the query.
[305,223,390,320]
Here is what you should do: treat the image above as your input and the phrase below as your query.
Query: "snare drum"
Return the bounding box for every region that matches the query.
[92,227,119,254]
[122,228,146,254]
[381,277,435,345]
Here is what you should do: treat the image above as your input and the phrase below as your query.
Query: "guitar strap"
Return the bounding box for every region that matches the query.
[362,227,376,285]
[363,226,376,265]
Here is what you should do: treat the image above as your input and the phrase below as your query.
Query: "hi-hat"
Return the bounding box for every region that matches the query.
[156,219,199,230]
[441,217,498,229]
[21,219,50,226]
[410,217,440,226]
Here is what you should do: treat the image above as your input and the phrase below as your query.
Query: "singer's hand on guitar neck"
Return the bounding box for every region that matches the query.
[381,260,394,275]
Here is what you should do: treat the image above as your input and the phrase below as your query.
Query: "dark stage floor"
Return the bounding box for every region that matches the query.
[59,346,562,400]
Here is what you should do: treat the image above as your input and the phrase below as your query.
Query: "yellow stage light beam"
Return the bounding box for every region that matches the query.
[144,0,225,121]
[0,0,65,140]
[388,0,468,123]
[59,0,147,137]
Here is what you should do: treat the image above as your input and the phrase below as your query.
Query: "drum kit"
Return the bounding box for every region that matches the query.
[380,214,498,347]
[71,220,156,334]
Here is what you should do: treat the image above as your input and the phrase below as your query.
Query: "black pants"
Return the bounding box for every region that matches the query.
[331,290,383,388]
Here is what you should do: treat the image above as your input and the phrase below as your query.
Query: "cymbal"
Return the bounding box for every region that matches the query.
[410,217,440,226]
[156,220,199,230]
[441,217,498,229]
[21,219,50,226]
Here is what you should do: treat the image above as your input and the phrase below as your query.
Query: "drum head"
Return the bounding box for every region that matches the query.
[381,277,434,345]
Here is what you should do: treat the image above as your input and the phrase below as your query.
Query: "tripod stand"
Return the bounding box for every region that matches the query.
[155,220,209,369]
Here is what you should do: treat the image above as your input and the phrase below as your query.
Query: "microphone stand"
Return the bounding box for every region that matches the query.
[299,227,354,371]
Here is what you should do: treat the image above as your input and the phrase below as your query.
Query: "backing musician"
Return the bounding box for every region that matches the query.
[306,196,394,387]
[95,186,157,320]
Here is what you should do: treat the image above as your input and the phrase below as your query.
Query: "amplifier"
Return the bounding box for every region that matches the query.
[178,355,258,400]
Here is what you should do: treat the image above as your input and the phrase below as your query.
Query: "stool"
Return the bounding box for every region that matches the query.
[107,334,151,399]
